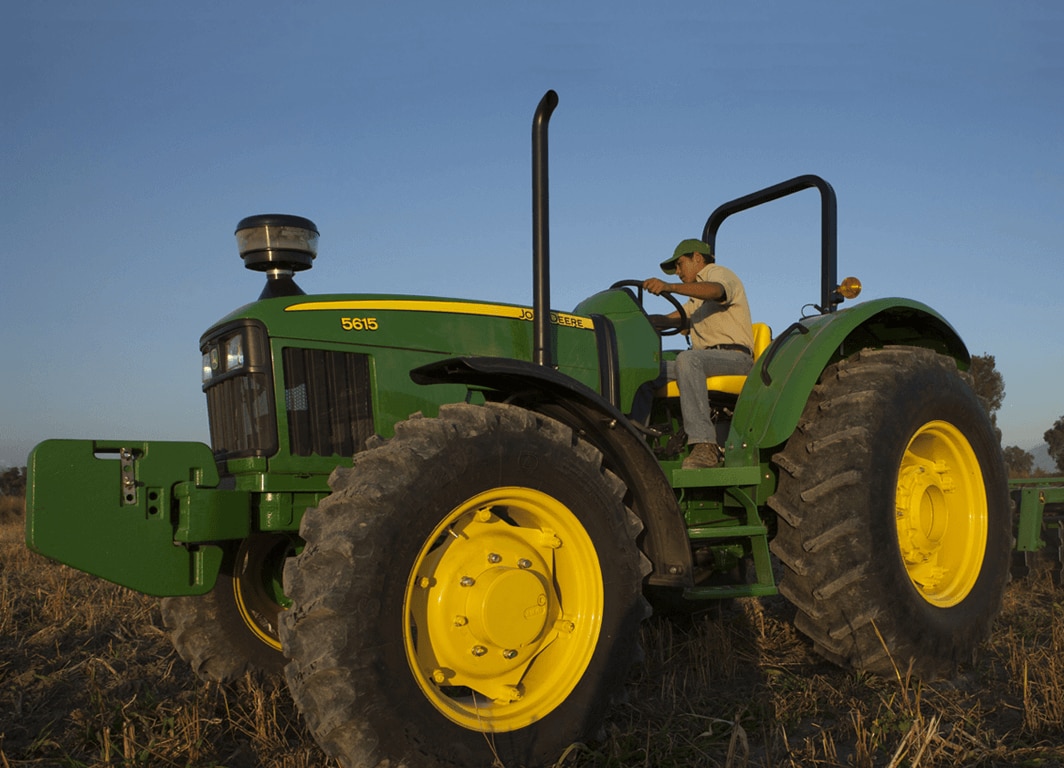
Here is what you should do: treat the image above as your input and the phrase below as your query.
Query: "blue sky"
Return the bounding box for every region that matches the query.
[2,1,1061,468]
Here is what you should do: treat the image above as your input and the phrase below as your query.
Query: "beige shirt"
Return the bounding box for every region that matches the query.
[683,263,754,351]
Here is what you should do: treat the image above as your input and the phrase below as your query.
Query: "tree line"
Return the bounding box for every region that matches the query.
[970,353,1064,477]
[0,466,26,497]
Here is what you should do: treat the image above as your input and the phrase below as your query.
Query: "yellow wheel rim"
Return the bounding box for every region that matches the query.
[234,578,282,651]
[404,487,603,732]
[895,421,988,607]
[232,536,291,651]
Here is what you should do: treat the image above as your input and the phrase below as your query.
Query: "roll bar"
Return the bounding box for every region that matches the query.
[702,174,841,313]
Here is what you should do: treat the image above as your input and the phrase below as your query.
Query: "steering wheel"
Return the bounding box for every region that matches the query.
[609,280,688,336]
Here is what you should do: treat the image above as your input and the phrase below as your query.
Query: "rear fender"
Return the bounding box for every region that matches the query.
[728,298,970,460]
[26,439,250,596]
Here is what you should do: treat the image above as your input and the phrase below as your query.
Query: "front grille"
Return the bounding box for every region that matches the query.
[205,372,278,459]
[283,348,375,457]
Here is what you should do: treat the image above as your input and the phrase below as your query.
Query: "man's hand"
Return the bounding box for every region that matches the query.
[643,277,673,296]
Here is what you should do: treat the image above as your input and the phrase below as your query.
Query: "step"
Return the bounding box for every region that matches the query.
[686,524,768,541]
[683,583,779,600]
[670,464,763,488]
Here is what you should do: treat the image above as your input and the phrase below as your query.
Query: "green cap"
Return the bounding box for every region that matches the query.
[660,239,712,274]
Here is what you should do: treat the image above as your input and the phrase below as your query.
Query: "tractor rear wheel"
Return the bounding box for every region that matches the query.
[281,403,650,768]
[160,534,293,681]
[768,346,1010,677]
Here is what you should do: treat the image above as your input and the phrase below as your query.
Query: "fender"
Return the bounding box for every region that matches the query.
[411,356,695,587]
[728,297,971,458]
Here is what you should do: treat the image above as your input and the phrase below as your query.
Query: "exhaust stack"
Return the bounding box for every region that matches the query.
[532,90,558,368]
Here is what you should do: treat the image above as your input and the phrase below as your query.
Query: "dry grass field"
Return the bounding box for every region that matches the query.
[2,494,1063,768]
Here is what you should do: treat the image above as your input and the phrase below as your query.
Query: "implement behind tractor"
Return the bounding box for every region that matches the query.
[25,91,1056,768]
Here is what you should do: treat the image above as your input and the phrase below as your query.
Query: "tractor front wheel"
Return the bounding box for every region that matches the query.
[281,403,650,768]
[160,534,293,681]
[768,346,1011,677]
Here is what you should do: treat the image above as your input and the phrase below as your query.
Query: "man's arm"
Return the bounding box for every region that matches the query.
[643,277,726,302]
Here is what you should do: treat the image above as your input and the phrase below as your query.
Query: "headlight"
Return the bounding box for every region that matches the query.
[202,347,221,385]
[200,320,267,390]
[201,333,245,385]
[226,334,245,372]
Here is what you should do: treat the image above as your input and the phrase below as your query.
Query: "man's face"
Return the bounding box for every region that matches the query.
[675,252,705,283]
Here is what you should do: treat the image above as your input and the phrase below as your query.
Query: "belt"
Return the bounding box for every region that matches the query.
[707,343,752,355]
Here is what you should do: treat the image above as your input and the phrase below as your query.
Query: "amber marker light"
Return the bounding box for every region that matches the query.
[837,276,862,300]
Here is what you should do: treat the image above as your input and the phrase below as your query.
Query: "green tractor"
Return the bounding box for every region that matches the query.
[27,91,1015,768]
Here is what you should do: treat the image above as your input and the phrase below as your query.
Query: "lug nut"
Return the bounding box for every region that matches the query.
[472,645,488,657]
[503,649,518,660]
[517,558,532,569]
[460,576,475,587]
[487,553,502,564]
[498,685,523,702]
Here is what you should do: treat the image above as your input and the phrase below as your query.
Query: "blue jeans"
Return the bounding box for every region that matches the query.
[666,348,753,444]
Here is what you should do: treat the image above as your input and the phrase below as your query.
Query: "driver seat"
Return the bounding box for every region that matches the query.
[656,322,773,399]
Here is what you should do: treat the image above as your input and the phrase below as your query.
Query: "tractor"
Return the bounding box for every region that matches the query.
[27,91,1020,768]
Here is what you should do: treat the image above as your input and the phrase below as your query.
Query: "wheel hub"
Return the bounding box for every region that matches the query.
[896,460,951,588]
[418,518,561,695]
[895,421,987,607]
[467,566,550,649]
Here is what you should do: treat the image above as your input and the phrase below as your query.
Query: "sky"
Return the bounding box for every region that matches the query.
[2,1,1061,468]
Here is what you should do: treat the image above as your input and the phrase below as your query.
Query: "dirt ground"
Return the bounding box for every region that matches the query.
[2,506,1063,767]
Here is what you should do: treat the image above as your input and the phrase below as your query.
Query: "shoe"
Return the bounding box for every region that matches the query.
[682,443,720,470]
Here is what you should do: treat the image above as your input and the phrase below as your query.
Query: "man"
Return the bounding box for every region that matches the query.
[644,239,754,469]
